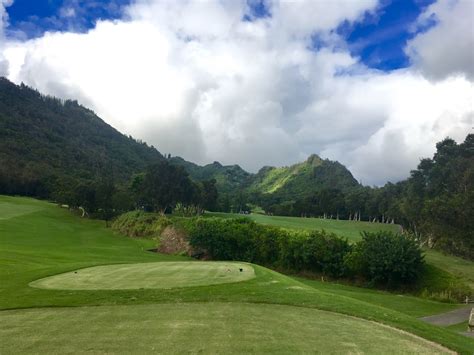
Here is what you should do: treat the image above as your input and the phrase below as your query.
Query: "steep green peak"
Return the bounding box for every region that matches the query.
[306,154,323,167]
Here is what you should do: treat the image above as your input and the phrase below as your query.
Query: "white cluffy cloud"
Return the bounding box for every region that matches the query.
[1,0,473,185]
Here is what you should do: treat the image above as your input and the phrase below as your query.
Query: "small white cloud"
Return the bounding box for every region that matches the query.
[59,7,76,19]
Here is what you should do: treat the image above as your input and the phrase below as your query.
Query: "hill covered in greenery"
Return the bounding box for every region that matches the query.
[169,156,252,194]
[0,76,359,209]
[0,77,165,197]
[169,153,360,212]
[248,154,358,198]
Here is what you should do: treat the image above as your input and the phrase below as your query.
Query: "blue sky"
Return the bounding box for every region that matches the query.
[6,0,435,71]
[338,0,436,70]
[6,0,130,38]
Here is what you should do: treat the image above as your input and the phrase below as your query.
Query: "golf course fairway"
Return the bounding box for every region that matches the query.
[0,303,452,354]
[1,196,473,354]
[30,261,255,290]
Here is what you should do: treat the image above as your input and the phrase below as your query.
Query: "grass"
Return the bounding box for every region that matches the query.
[31,261,255,290]
[0,303,452,354]
[447,322,470,333]
[1,195,473,354]
[295,277,461,318]
[424,249,474,290]
[205,212,400,242]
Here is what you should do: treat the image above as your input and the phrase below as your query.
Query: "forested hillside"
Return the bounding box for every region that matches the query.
[0,77,164,197]
[169,156,252,194]
[169,153,359,212]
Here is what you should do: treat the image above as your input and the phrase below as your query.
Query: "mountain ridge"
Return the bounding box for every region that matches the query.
[0,77,358,201]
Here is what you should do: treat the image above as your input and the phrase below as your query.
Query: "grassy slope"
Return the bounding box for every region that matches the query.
[206,212,400,242]
[250,163,310,194]
[1,196,473,353]
[295,277,460,318]
[424,250,474,290]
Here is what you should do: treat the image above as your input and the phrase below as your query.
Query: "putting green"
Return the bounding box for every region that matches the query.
[30,261,255,290]
[0,303,451,354]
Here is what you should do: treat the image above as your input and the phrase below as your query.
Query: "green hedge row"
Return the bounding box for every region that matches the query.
[187,218,424,288]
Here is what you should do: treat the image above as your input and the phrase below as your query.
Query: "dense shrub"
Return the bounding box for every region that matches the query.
[111,210,171,238]
[302,231,352,277]
[187,218,258,261]
[114,212,425,289]
[345,231,424,288]
[187,218,351,277]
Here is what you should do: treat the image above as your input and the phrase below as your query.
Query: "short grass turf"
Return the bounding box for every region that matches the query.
[206,212,400,242]
[1,196,473,354]
[424,249,474,290]
[30,261,255,290]
[295,277,461,318]
[0,303,452,354]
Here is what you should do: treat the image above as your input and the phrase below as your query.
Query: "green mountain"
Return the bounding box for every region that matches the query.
[0,77,164,196]
[0,77,358,204]
[169,156,252,193]
[248,154,358,199]
[170,153,358,203]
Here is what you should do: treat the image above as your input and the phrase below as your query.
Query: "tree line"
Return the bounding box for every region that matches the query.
[240,135,473,260]
[8,161,218,224]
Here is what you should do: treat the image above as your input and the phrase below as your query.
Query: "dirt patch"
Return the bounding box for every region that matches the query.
[156,226,193,256]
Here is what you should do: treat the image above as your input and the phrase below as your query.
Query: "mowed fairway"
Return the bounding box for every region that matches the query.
[206,212,400,242]
[1,196,473,354]
[31,261,255,290]
[0,303,452,354]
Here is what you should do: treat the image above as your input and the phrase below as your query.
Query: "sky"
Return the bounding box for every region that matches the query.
[0,0,473,186]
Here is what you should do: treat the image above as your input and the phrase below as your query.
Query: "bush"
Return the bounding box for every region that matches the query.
[111,210,171,238]
[345,231,424,288]
[187,218,351,277]
[187,218,258,261]
[302,231,351,277]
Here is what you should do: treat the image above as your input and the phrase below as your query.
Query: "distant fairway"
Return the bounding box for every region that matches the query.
[0,303,452,354]
[206,212,400,242]
[31,261,255,290]
[0,197,44,220]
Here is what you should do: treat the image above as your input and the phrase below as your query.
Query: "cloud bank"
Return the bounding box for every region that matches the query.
[2,0,473,185]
